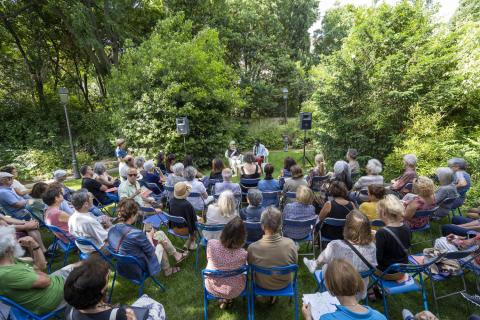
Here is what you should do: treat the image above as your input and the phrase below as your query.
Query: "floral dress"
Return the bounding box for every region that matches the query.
[404,195,436,229]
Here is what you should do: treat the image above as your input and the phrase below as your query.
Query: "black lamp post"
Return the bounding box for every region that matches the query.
[282,87,289,124]
[59,87,80,179]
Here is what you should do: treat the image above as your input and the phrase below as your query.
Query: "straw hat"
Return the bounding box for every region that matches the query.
[115,138,125,146]
[174,182,191,199]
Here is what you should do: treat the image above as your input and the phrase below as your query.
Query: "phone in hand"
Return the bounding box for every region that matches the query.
[144,223,152,232]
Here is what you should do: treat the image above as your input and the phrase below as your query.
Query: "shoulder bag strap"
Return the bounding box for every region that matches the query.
[384,226,409,256]
[115,226,134,252]
[342,240,375,270]
[109,308,119,320]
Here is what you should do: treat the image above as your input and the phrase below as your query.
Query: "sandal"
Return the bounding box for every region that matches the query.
[174,251,189,265]
[164,266,181,277]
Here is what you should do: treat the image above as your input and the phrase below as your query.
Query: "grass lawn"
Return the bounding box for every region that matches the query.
[56,150,476,319]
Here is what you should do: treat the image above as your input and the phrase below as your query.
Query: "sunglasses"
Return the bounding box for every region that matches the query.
[128,174,137,177]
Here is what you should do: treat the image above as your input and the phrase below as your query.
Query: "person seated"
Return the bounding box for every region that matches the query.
[205,217,248,310]
[68,190,109,254]
[282,186,316,239]
[402,176,436,229]
[282,165,308,205]
[165,162,186,188]
[225,141,242,177]
[184,166,212,212]
[64,255,166,320]
[43,185,72,238]
[434,167,459,219]
[346,149,360,177]
[302,259,386,320]
[359,184,386,222]
[307,154,328,190]
[169,182,198,250]
[204,190,238,240]
[304,210,377,300]
[391,154,418,196]
[0,213,47,254]
[0,172,29,220]
[209,158,225,181]
[353,159,384,191]
[279,157,296,189]
[240,152,262,179]
[319,181,355,241]
[166,153,176,174]
[258,164,280,192]
[240,189,263,222]
[331,160,353,190]
[215,169,241,195]
[0,165,31,198]
[27,182,48,222]
[448,157,471,207]
[156,151,167,174]
[252,139,268,167]
[135,156,146,177]
[0,225,78,315]
[120,155,135,182]
[402,309,439,320]
[183,155,204,179]
[247,207,298,291]
[118,168,159,210]
[143,160,165,193]
[93,162,119,188]
[53,169,74,201]
[376,195,411,278]
[108,199,186,278]
[80,165,113,206]
[441,215,480,237]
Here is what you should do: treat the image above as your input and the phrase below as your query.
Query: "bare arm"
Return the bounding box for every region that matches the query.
[403,201,418,220]
[14,188,31,196]
[319,201,332,221]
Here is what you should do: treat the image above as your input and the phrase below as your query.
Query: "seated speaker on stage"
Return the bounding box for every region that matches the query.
[253,139,268,167]
[225,141,242,177]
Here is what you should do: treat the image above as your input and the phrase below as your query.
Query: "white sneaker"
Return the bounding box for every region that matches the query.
[303,257,317,274]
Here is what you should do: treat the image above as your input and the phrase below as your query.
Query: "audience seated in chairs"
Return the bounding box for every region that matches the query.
[204,190,238,240]
[304,210,377,300]
[346,149,360,177]
[247,207,298,291]
[402,176,436,229]
[205,217,248,310]
[108,199,187,278]
[280,157,296,178]
[282,186,316,239]
[64,255,166,320]
[0,213,46,255]
[27,182,48,221]
[240,189,263,222]
[258,164,280,192]
[0,171,31,220]
[448,157,471,208]
[359,184,386,222]
[353,159,384,191]
[156,151,167,174]
[135,156,146,177]
[183,155,204,179]
[169,182,198,250]
[93,162,119,188]
[210,158,225,181]
[319,181,355,241]
[68,190,109,254]
[80,165,113,206]
[332,160,353,191]
[282,165,308,205]
[215,169,241,195]
[302,259,387,320]
[53,169,75,201]
[253,139,269,167]
[0,165,31,198]
[307,154,328,190]
[119,167,160,210]
[143,160,165,193]
[184,166,212,212]
[165,153,176,174]
[225,141,242,177]
[375,195,411,279]
[165,162,186,188]
[241,152,262,179]
[441,214,480,237]
[43,184,72,237]
[0,225,79,316]
[434,167,459,219]
[391,154,418,196]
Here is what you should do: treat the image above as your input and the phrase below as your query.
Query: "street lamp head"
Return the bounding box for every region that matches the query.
[59,87,69,104]
[282,87,288,99]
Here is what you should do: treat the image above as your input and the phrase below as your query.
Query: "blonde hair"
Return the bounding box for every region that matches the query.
[413,176,434,199]
[324,259,364,297]
[217,190,237,217]
[343,210,374,245]
[377,194,404,222]
[296,185,314,205]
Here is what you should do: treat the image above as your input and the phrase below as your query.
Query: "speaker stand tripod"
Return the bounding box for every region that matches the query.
[302,129,313,168]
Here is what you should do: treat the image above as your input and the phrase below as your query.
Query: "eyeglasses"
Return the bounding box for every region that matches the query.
[128,174,137,177]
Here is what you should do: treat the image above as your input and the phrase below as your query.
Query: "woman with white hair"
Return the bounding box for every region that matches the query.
[184,166,213,211]
[204,190,239,240]
[143,159,166,192]
[332,160,353,190]
[166,162,186,188]
[448,157,471,201]
[225,141,242,177]
[353,159,384,191]
[93,162,119,188]
[434,167,459,218]
[391,154,418,196]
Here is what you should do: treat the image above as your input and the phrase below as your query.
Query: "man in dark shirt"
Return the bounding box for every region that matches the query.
[80,165,111,205]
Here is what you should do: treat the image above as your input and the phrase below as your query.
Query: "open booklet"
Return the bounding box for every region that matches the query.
[302,291,340,320]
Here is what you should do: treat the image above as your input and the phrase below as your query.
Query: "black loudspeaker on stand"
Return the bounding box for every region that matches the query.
[176,117,189,155]
[299,112,313,168]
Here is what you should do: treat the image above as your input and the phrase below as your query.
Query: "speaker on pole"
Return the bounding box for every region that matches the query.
[299,112,312,130]
[176,117,190,135]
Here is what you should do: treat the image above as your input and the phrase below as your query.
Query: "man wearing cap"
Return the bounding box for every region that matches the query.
[169,182,197,250]
[225,141,242,177]
[0,172,30,220]
[53,169,75,202]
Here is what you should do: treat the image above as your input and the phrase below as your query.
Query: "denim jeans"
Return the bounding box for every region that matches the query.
[441,216,476,236]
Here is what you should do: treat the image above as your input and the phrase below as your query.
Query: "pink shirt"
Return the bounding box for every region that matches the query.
[45,207,72,240]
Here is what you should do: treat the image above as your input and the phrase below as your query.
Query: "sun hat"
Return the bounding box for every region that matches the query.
[174,182,191,200]
[115,138,126,146]
[53,169,67,180]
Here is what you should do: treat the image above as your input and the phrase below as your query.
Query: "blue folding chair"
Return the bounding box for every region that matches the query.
[404,183,413,192]
[310,175,329,192]
[240,178,260,196]
[285,192,296,200]
[318,218,346,245]
[75,237,112,264]
[0,295,66,320]
[371,219,386,228]
[206,178,222,195]
[195,222,226,273]
[409,207,438,246]
[261,191,281,208]
[44,224,77,273]
[282,218,317,257]
[143,212,169,229]
[105,192,120,204]
[188,192,206,214]
[105,246,166,301]
[250,264,299,320]
[245,221,263,245]
[162,212,190,240]
[164,185,175,202]
[202,266,250,320]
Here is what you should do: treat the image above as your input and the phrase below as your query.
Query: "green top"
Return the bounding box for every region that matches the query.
[0,261,64,314]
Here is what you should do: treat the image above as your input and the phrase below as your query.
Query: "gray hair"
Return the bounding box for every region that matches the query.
[436,167,454,186]
[221,168,233,182]
[260,207,282,233]
[144,160,155,172]
[403,154,417,167]
[93,162,107,175]
[333,160,350,176]
[447,157,467,170]
[134,156,145,169]
[71,189,90,210]
[244,152,255,164]
[247,189,263,207]
[0,226,24,258]
[184,166,197,181]
[172,163,184,176]
[346,148,358,159]
[366,159,382,175]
